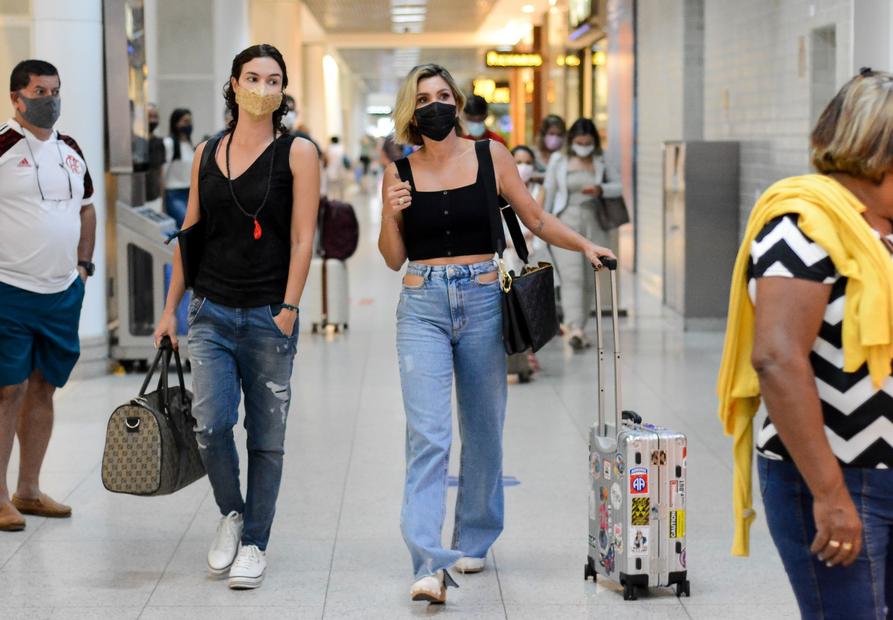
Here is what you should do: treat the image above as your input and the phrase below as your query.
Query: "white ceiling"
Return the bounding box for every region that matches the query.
[305,0,555,97]
[301,0,500,34]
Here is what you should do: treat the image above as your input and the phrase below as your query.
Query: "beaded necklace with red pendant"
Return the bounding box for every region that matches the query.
[224,133,277,240]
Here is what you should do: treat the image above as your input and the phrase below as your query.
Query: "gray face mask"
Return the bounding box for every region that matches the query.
[18,94,61,129]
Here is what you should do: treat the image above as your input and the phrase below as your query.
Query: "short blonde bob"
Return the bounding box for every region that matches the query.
[393,64,466,146]
[812,69,893,182]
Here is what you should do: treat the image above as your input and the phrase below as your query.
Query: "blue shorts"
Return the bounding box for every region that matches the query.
[0,278,85,388]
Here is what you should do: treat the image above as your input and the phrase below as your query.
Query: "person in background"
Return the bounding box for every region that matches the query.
[283,95,325,197]
[163,107,194,227]
[0,59,96,531]
[283,94,320,156]
[533,114,566,184]
[145,102,166,211]
[379,135,404,167]
[543,118,622,352]
[154,43,319,590]
[718,68,893,619]
[508,144,546,376]
[462,95,506,145]
[326,135,346,200]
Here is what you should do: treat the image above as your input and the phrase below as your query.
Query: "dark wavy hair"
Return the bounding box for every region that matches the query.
[168,108,192,161]
[223,44,289,135]
[567,118,602,156]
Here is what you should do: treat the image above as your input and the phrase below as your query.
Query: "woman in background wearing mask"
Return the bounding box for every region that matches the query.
[379,65,613,604]
[543,118,622,351]
[533,114,566,178]
[507,145,546,378]
[153,44,319,590]
[163,108,195,227]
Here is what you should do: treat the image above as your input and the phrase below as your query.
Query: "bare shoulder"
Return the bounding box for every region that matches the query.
[290,136,319,161]
[488,139,513,164]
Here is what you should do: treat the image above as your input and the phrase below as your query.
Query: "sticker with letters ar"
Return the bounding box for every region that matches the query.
[629,467,648,495]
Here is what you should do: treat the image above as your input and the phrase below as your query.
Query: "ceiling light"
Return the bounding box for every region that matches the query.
[391,14,425,22]
[391,6,426,15]
[522,4,535,13]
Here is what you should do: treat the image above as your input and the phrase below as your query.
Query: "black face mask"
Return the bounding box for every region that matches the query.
[179,124,193,139]
[148,121,158,134]
[414,102,457,142]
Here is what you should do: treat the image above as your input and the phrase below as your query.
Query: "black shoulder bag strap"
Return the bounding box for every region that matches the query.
[394,156,415,190]
[475,140,530,265]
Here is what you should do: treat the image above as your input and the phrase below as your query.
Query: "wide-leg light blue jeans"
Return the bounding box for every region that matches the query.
[396,259,508,579]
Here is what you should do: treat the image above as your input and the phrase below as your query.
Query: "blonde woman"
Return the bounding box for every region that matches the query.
[718,69,893,618]
[378,64,614,604]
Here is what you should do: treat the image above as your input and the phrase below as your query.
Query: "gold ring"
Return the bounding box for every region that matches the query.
[842,542,853,551]
[828,540,841,549]
[398,197,405,205]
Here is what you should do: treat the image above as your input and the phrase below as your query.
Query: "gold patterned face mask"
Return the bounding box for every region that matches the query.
[235,85,283,120]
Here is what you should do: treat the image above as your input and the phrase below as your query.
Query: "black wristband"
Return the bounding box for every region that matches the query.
[281,303,299,313]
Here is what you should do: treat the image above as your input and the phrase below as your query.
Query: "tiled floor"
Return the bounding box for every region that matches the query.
[0,186,799,619]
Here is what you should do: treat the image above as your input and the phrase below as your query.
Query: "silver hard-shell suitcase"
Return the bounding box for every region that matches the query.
[584,259,691,601]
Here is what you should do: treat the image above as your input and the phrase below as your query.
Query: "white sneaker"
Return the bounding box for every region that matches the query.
[207,511,243,576]
[228,544,267,590]
[454,556,486,574]
[410,570,458,604]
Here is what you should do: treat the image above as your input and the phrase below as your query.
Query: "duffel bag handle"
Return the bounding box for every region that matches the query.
[139,337,188,408]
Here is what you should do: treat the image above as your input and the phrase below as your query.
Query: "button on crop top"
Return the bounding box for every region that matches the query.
[395,140,496,261]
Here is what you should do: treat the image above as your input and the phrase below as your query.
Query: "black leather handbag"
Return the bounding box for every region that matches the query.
[594,194,630,231]
[477,141,561,355]
[101,337,206,496]
[164,135,221,289]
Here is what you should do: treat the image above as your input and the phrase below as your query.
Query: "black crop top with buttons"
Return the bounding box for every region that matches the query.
[395,140,496,261]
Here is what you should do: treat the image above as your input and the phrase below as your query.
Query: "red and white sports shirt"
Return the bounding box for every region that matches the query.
[0,118,94,294]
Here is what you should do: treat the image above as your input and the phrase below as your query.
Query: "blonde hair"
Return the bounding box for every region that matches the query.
[393,64,466,146]
[812,69,893,182]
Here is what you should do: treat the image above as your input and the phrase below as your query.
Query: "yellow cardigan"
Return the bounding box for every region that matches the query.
[717,174,893,557]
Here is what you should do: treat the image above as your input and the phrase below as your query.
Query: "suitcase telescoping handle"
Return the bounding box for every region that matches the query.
[594,257,622,437]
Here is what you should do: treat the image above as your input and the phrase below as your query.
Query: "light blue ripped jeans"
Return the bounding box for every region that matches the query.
[396,260,508,579]
[187,297,298,550]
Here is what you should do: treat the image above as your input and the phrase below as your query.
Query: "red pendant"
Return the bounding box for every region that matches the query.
[253,218,262,240]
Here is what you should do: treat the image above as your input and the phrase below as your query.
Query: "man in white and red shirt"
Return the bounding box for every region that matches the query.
[0,60,96,531]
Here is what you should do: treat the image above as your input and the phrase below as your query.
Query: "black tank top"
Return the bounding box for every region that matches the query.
[396,140,496,261]
[193,134,295,307]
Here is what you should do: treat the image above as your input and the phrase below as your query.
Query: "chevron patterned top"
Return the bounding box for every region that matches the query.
[748,214,893,468]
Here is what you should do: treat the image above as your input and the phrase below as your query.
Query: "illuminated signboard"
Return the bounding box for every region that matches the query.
[485,50,543,68]
[569,0,592,28]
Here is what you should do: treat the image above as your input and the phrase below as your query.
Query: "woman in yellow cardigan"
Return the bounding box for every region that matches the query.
[718,68,893,618]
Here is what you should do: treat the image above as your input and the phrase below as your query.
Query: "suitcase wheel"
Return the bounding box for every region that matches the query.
[676,580,691,598]
[583,559,597,582]
[623,582,638,601]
